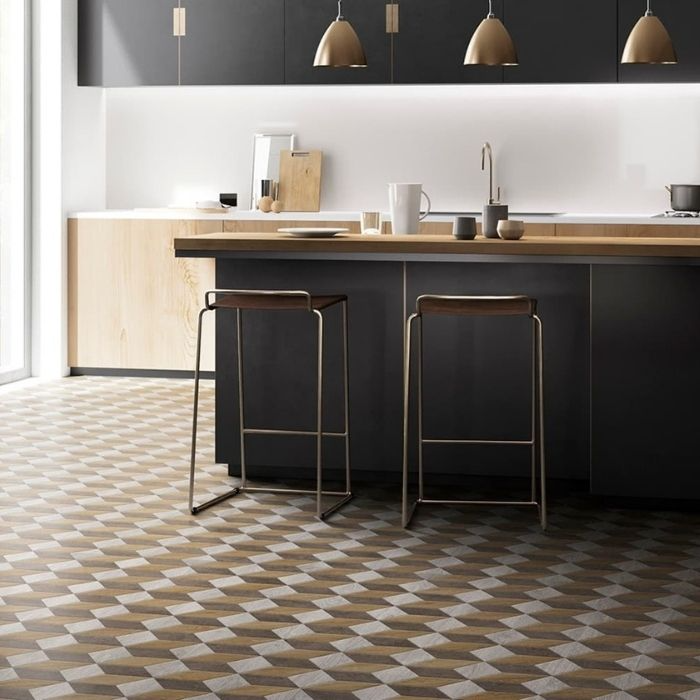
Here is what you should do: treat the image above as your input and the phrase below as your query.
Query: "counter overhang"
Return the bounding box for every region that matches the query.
[174,232,700,263]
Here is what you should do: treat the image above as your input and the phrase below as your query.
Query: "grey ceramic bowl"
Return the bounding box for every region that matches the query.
[497,219,525,240]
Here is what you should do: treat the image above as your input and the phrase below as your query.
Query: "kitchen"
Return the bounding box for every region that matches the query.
[2,1,700,697]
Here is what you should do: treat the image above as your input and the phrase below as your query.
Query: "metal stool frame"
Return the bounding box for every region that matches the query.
[189,289,352,520]
[402,294,546,530]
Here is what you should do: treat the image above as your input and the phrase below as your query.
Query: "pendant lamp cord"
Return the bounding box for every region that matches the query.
[645,0,652,16]
[487,0,494,18]
[336,0,344,20]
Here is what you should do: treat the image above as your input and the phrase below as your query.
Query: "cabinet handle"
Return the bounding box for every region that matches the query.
[386,3,398,34]
[173,7,186,37]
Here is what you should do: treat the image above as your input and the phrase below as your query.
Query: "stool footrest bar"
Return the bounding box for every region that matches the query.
[191,487,241,515]
[422,438,534,445]
[242,486,353,521]
[319,493,354,521]
[242,486,351,497]
[243,429,347,437]
[420,498,539,507]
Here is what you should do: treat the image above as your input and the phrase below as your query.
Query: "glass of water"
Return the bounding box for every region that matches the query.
[360,211,382,235]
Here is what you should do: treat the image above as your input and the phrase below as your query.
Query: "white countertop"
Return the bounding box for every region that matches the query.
[68,208,700,226]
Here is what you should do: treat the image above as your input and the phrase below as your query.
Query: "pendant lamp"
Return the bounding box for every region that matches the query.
[314,0,367,68]
[464,0,518,66]
[621,0,677,64]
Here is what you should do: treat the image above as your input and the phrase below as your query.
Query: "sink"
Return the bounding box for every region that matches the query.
[432,211,564,217]
[510,212,564,217]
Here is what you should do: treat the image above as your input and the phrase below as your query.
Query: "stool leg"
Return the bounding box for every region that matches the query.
[535,314,547,530]
[189,307,207,514]
[189,306,240,515]
[418,315,425,503]
[342,300,351,495]
[314,309,324,519]
[402,313,420,528]
[315,304,354,521]
[531,319,537,504]
[237,308,247,488]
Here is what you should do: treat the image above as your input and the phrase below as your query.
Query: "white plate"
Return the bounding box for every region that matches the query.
[278,227,349,238]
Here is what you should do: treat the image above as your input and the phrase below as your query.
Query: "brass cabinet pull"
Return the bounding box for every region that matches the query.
[173,7,186,37]
[386,3,399,34]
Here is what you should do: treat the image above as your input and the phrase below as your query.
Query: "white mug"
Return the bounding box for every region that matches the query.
[388,183,431,235]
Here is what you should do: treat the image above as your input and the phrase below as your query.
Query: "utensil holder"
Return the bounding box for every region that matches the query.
[483,204,508,239]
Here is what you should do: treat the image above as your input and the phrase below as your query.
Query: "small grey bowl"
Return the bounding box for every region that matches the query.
[497,219,525,240]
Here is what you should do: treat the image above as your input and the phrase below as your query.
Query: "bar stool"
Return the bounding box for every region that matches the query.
[189,289,352,520]
[402,295,546,529]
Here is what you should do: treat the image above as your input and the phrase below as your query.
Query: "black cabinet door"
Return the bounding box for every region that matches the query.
[504,0,617,83]
[393,0,504,84]
[619,0,700,82]
[285,0,391,84]
[79,0,179,86]
[591,265,700,499]
[180,0,284,85]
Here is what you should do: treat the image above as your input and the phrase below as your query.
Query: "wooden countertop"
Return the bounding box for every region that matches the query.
[174,232,700,258]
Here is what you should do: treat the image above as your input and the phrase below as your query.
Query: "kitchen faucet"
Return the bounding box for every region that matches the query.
[481,142,500,204]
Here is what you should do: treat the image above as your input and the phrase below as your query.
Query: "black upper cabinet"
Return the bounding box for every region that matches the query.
[284,0,391,84]
[78,0,700,86]
[180,1,284,85]
[78,0,284,87]
[79,0,178,86]
[393,0,504,84]
[505,0,617,83]
[618,0,700,82]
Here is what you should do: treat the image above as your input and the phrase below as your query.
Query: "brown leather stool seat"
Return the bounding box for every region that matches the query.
[189,289,352,520]
[402,294,546,530]
[417,294,536,317]
[212,292,347,312]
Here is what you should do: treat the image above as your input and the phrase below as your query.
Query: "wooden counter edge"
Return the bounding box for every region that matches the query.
[173,233,700,258]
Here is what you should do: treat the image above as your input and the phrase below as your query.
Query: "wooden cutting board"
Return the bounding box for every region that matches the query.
[278,150,322,212]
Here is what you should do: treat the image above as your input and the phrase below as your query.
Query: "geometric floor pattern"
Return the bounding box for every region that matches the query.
[1,376,699,699]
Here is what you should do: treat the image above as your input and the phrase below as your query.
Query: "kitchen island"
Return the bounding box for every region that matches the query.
[173,231,700,501]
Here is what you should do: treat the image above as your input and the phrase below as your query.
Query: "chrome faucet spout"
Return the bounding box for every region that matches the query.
[481,142,495,204]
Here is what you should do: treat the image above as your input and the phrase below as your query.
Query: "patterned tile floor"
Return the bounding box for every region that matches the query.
[0,376,699,700]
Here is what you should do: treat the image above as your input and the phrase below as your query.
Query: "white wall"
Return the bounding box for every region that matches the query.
[62,2,106,215]
[105,83,700,215]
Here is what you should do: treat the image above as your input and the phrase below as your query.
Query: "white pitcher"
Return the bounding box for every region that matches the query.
[388,183,431,235]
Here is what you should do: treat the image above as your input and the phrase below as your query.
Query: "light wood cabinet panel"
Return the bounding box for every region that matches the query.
[68,218,221,371]
[556,223,700,238]
[225,219,361,233]
[225,219,556,237]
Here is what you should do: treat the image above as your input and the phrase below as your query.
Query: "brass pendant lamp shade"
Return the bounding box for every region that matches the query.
[465,0,518,66]
[314,0,367,68]
[621,1,677,64]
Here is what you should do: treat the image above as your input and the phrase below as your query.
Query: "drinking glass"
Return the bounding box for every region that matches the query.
[360,211,382,235]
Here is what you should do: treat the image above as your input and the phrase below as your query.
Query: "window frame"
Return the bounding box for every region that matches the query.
[0,0,31,385]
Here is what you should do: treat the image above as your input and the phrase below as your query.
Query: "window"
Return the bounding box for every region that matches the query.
[0,0,30,384]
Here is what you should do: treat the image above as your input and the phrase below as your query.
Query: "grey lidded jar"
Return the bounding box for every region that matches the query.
[482,204,508,239]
